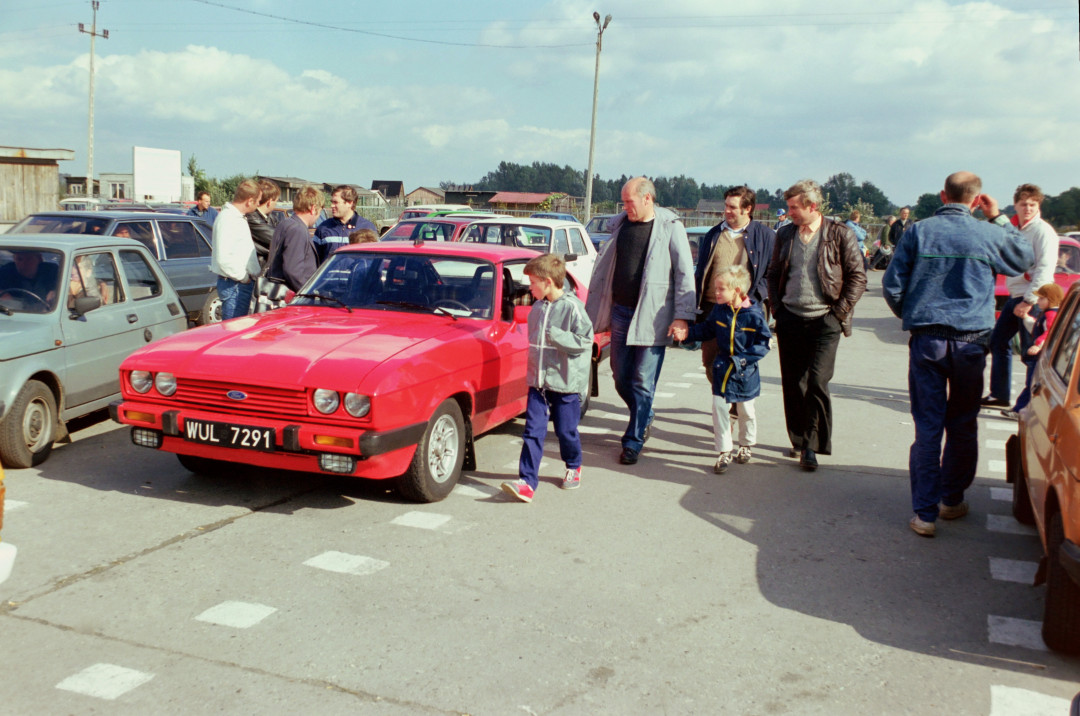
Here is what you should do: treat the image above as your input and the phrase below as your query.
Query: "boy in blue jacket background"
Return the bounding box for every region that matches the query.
[674,265,771,474]
[502,254,594,502]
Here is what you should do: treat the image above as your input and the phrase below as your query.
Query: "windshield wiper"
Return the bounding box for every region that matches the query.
[375,301,457,320]
[295,293,353,312]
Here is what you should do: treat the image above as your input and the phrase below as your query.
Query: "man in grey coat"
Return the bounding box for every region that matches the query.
[586,177,696,465]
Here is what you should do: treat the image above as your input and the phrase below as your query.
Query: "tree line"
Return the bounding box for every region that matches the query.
[441,162,1080,230]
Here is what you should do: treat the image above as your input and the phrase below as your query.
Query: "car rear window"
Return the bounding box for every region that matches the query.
[10,215,111,235]
[158,220,211,259]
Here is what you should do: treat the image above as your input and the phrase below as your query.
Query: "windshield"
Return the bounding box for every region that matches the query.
[382,221,455,242]
[295,252,497,318]
[586,216,613,234]
[0,248,65,314]
[10,215,111,236]
[462,223,551,249]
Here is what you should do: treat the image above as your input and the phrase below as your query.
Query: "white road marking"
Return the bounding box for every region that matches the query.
[989,558,1039,584]
[55,664,155,700]
[990,685,1071,716]
[303,551,389,576]
[681,372,704,379]
[195,601,276,628]
[578,425,614,434]
[986,515,1038,536]
[654,392,675,399]
[987,460,1007,474]
[986,439,1008,451]
[987,615,1048,651]
[598,412,624,421]
[391,511,452,530]
[664,382,693,388]
[3,499,28,511]
[989,487,1012,502]
[985,421,1016,432]
[452,483,496,498]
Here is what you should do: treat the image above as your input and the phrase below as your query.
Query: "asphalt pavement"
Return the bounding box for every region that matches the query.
[1,271,1078,715]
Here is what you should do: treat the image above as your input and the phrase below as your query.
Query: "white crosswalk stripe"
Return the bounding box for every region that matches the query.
[989,685,1071,715]
[989,487,1012,502]
[986,514,1038,536]
[56,664,155,700]
[195,601,277,628]
[391,511,453,530]
[987,615,1048,651]
[989,558,1039,584]
[303,551,389,576]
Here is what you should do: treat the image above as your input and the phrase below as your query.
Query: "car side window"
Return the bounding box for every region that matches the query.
[69,252,124,306]
[1050,299,1080,385]
[159,221,211,259]
[554,229,570,255]
[113,222,158,257]
[119,250,164,301]
[568,228,587,255]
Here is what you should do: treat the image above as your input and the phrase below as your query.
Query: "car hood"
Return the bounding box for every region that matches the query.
[0,318,58,362]
[125,307,463,388]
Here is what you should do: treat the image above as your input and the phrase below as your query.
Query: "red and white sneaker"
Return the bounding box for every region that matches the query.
[562,467,581,490]
[500,479,535,502]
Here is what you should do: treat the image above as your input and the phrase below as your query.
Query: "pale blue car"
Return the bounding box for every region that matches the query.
[0,235,187,468]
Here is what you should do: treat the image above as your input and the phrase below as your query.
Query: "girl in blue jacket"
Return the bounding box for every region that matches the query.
[675,265,772,474]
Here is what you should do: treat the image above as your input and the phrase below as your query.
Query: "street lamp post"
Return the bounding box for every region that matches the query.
[79,1,108,198]
[583,12,611,226]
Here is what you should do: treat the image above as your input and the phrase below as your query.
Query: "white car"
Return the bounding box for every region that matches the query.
[459,217,597,284]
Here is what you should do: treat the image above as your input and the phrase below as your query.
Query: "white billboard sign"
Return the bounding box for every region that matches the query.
[132,146,181,202]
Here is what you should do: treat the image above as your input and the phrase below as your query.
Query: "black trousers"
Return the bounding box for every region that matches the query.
[774,307,842,455]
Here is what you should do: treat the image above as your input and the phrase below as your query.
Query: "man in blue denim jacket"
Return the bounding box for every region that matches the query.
[882,171,1032,538]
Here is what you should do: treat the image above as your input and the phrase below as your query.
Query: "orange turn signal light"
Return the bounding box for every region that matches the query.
[314,435,353,448]
[124,411,156,424]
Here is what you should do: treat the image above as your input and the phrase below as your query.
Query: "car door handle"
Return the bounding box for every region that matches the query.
[1032,382,1042,395]
[127,314,139,324]
[1048,433,1058,444]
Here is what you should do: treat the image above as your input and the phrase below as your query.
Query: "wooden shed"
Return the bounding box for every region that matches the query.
[0,146,75,223]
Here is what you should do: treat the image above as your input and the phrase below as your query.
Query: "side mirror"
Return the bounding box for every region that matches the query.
[70,295,102,317]
[513,305,530,325]
[564,253,578,262]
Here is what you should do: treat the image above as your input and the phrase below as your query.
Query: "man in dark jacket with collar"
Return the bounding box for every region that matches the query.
[247,179,281,269]
[882,171,1031,538]
[267,185,322,292]
[695,185,776,382]
[766,179,866,472]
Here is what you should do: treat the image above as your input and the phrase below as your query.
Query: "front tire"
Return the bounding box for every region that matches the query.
[1042,513,1080,654]
[396,400,465,503]
[0,380,57,468]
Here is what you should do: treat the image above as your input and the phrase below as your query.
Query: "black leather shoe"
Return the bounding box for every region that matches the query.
[800,449,818,472]
[980,395,1009,408]
[619,447,639,465]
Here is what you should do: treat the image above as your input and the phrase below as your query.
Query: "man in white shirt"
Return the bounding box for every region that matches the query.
[210,179,262,320]
[982,183,1060,407]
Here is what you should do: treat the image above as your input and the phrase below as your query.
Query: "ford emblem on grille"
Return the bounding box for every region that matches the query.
[226,390,248,401]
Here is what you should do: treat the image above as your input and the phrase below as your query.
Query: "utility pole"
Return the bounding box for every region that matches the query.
[79,1,108,198]
[583,12,611,226]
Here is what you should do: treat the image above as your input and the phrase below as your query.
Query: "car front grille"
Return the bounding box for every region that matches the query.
[174,379,308,417]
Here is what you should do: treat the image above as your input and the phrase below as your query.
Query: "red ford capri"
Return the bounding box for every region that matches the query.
[111,242,607,502]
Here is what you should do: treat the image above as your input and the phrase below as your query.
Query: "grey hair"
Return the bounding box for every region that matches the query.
[715,264,751,295]
[624,176,657,201]
[783,179,823,209]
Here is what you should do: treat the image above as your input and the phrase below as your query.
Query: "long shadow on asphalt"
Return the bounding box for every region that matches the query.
[576,398,1080,679]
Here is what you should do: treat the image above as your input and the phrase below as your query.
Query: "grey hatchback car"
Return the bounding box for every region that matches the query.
[9,211,220,324]
[0,235,187,468]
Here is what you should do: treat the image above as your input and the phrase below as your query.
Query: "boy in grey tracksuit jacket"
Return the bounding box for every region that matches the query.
[501,255,594,503]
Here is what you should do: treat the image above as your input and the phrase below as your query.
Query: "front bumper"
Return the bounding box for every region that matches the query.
[110,399,425,478]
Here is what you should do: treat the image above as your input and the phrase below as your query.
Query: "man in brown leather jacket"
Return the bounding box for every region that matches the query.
[766,179,867,471]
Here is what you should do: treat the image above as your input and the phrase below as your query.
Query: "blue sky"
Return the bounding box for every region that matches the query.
[2,0,1079,208]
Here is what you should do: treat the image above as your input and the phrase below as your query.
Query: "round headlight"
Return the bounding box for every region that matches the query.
[344,393,370,418]
[313,389,339,414]
[155,372,177,397]
[130,370,153,394]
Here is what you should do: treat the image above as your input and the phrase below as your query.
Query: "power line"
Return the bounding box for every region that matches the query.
[186,0,594,48]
